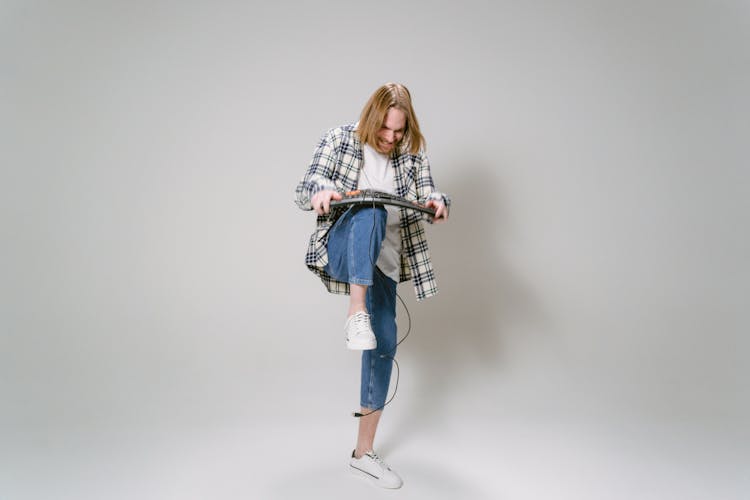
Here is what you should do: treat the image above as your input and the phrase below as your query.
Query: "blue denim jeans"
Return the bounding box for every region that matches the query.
[324,206,398,409]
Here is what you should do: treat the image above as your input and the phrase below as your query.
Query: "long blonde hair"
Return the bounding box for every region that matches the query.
[357,83,424,155]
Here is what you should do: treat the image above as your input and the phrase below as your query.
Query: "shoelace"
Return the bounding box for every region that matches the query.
[365,451,389,470]
[351,311,371,334]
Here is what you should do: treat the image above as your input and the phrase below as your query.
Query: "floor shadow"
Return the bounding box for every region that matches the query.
[267,459,497,500]
[386,161,552,439]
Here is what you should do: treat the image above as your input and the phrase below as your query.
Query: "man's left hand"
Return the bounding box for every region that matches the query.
[426,200,449,224]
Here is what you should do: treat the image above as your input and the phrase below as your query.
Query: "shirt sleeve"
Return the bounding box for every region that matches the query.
[295,129,341,210]
[414,150,451,213]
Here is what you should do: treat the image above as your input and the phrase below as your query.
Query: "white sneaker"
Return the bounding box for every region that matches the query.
[344,311,377,350]
[349,450,403,489]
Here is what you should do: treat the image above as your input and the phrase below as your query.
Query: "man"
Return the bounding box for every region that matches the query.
[295,82,450,489]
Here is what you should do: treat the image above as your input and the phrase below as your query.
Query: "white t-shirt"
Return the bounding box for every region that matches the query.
[358,143,401,282]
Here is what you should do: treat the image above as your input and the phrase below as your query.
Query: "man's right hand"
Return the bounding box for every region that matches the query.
[311,190,343,215]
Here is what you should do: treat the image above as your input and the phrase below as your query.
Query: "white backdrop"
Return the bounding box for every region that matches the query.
[2,1,748,499]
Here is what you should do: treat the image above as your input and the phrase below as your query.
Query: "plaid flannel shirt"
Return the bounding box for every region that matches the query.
[295,123,450,301]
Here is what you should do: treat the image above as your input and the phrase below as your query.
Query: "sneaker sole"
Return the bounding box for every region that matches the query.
[346,339,377,350]
[349,464,403,489]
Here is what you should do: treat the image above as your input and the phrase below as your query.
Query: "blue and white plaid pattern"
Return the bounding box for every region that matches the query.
[295,124,450,301]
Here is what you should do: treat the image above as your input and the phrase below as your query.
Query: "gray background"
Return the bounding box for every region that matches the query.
[2,1,748,499]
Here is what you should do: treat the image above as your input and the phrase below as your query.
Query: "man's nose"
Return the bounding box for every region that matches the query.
[384,130,394,142]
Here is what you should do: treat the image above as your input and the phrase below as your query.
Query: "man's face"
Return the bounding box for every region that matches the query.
[375,107,406,154]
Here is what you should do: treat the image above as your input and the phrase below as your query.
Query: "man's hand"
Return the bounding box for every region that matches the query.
[311,190,343,215]
[426,200,449,224]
